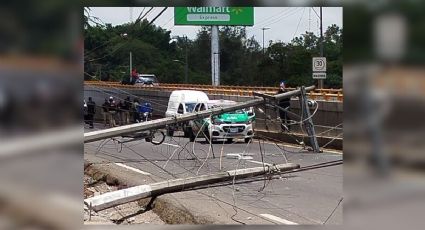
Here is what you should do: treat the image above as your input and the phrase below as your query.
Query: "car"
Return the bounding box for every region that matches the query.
[190,99,255,143]
[165,90,210,137]
[134,74,159,86]
[208,109,255,143]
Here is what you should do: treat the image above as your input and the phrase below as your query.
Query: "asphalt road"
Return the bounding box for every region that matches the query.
[84,123,343,225]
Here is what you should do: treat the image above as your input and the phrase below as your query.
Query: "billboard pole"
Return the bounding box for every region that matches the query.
[173,7,254,86]
[211,25,220,86]
[129,51,132,83]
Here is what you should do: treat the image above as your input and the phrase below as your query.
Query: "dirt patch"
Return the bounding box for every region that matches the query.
[84,173,164,225]
[137,196,213,224]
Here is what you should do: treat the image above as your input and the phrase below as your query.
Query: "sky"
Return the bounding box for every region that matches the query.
[87,7,342,47]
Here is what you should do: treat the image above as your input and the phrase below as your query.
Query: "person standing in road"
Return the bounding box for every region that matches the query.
[86,97,96,129]
[133,98,141,123]
[108,96,117,127]
[122,96,132,125]
[277,81,291,132]
[101,98,110,127]
[83,100,88,125]
[117,99,124,126]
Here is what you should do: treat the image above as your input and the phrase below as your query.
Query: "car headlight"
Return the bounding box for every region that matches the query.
[213,119,224,125]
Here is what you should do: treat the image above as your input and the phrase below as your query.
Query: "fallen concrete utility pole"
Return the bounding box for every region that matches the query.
[84,163,300,211]
[0,127,81,159]
[84,86,315,143]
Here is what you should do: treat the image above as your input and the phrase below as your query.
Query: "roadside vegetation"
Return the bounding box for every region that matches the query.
[84,9,342,88]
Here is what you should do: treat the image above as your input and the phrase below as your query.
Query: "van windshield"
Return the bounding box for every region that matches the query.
[185,103,197,112]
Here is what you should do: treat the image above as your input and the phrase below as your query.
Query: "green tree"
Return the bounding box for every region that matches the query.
[84,21,342,88]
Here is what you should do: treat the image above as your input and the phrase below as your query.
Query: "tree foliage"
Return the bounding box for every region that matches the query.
[84,18,342,88]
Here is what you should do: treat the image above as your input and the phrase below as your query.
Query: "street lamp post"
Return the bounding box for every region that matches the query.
[129,51,132,83]
[312,7,325,89]
[184,36,188,84]
[172,59,188,84]
[261,27,271,55]
[318,7,324,89]
[119,33,132,83]
[171,35,189,83]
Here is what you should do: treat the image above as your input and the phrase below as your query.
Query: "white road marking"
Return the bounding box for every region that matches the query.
[226,152,255,156]
[260,213,298,225]
[226,153,241,159]
[247,160,273,166]
[226,153,253,160]
[162,143,181,148]
[114,163,151,175]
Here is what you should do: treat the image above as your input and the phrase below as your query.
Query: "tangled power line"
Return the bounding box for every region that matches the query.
[83,7,342,223]
[85,95,342,224]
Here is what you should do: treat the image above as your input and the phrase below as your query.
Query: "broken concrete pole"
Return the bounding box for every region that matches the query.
[84,163,300,211]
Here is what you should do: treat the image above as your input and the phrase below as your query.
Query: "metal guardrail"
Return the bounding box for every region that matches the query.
[84,81,343,102]
[159,83,342,94]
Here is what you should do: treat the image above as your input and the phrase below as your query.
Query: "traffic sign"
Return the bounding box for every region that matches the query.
[312,57,327,72]
[174,7,254,26]
[313,73,327,79]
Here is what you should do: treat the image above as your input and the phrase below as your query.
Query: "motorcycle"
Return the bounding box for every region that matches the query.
[119,110,165,145]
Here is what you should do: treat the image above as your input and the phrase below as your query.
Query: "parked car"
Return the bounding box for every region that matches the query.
[134,74,159,86]
[165,90,209,137]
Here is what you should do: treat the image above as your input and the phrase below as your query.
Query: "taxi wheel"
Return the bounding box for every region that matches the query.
[188,128,195,142]
[166,128,174,137]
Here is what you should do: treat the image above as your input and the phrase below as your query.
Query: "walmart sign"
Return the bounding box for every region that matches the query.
[174,7,254,26]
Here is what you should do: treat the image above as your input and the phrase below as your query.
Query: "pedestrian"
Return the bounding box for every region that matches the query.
[117,99,124,126]
[108,96,117,127]
[101,98,110,127]
[133,98,141,123]
[83,100,88,125]
[86,97,96,129]
[123,96,132,124]
[277,80,291,131]
[131,68,138,85]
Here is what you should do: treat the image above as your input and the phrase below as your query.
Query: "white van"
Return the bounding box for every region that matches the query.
[165,90,209,137]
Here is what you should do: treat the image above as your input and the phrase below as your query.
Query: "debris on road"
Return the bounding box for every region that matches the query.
[84,174,165,225]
